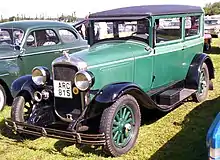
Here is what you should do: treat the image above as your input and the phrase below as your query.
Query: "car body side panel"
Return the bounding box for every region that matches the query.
[182,37,204,76]
[0,57,22,88]
[152,41,184,88]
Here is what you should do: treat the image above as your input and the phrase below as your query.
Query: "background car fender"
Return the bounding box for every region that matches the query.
[11,75,37,99]
[85,82,158,118]
[185,53,214,89]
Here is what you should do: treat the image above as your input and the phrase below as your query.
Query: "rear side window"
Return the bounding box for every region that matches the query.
[185,16,200,37]
[155,17,182,43]
[59,29,78,43]
[26,29,59,47]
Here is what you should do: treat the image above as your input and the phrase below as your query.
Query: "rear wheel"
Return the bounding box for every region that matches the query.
[192,63,209,102]
[99,94,141,157]
[0,84,6,111]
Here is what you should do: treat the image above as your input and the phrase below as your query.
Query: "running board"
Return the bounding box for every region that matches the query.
[157,88,196,111]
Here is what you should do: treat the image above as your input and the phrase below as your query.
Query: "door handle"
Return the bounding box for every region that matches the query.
[182,45,186,50]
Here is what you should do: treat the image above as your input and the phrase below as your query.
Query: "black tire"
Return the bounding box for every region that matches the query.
[99,94,141,157]
[11,96,26,123]
[192,63,210,102]
[0,84,6,111]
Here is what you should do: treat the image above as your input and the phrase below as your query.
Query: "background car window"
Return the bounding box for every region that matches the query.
[59,29,77,43]
[156,17,182,43]
[27,29,59,47]
[185,16,200,37]
[0,28,24,46]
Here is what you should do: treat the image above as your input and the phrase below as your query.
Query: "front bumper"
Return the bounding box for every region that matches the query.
[5,118,106,146]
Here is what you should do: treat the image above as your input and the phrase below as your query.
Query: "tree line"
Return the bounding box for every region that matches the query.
[0,12,78,23]
[203,2,220,15]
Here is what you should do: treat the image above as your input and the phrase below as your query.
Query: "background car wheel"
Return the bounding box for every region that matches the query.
[192,63,209,102]
[0,84,6,111]
[99,94,141,157]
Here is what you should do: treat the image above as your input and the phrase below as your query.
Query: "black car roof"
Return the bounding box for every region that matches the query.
[89,5,203,20]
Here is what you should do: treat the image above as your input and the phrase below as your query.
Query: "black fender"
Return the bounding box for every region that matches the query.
[185,53,214,89]
[11,75,38,99]
[85,82,159,119]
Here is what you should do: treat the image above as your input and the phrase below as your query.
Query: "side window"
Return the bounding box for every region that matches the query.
[185,16,200,37]
[156,17,182,43]
[59,29,78,43]
[26,29,59,47]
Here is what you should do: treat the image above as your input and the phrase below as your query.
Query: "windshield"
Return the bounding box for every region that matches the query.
[0,28,24,47]
[205,20,219,25]
[92,19,149,44]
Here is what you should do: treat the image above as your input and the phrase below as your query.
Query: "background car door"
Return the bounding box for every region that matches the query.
[152,17,185,89]
[20,29,63,74]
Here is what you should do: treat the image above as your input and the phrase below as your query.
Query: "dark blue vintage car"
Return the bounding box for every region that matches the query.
[207,113,220,160]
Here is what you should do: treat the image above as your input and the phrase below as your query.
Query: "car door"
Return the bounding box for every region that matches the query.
[182,15,204,76]
[133,44,154,92]
[152,17,185,89]
[20,28,63,74]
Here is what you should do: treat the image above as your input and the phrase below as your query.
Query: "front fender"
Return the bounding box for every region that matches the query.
[85,82,158,119]
[11,75,38,99]
[185,53,214,89]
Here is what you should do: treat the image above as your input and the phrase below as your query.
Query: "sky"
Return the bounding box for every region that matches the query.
[0,0,219,18]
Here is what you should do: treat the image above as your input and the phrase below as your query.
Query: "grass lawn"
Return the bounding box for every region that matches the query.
[1,39,220,160]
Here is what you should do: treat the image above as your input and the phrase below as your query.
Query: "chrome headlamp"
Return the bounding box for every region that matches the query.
[74,71,94,91]
[32,66,50,86]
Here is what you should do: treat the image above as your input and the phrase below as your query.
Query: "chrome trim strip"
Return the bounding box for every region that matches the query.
[21,45,89,57]
[0,73,10,77]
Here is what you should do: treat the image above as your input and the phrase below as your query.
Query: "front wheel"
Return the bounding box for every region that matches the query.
[99,94,141,157]
[192,63,210,102]
[11,96,33,127]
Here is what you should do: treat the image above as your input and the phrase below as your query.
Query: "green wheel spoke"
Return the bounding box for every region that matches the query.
[116,133,121,144]
[122,107,127,119]
[113,121,119,126]
[112,126,119,133]
[113,131,119,140]
[126,118,133,123]
[115,114,120,122]
[124,111,131,121]
[121,132,125,143]
[119,108,123,117]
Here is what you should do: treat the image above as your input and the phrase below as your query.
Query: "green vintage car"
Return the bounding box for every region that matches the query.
[0,20,88,110]
[5,5,214,157]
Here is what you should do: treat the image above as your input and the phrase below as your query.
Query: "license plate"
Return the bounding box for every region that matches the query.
[54,80,73,98]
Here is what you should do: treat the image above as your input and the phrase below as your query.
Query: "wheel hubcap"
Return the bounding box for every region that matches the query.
[0,90,5,111]
[111,105,135,148]
[198,70,207,95]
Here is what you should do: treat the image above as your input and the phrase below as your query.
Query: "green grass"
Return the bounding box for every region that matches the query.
[1,39,220,160]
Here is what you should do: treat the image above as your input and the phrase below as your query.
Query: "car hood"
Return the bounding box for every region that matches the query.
[71,41,137,67]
